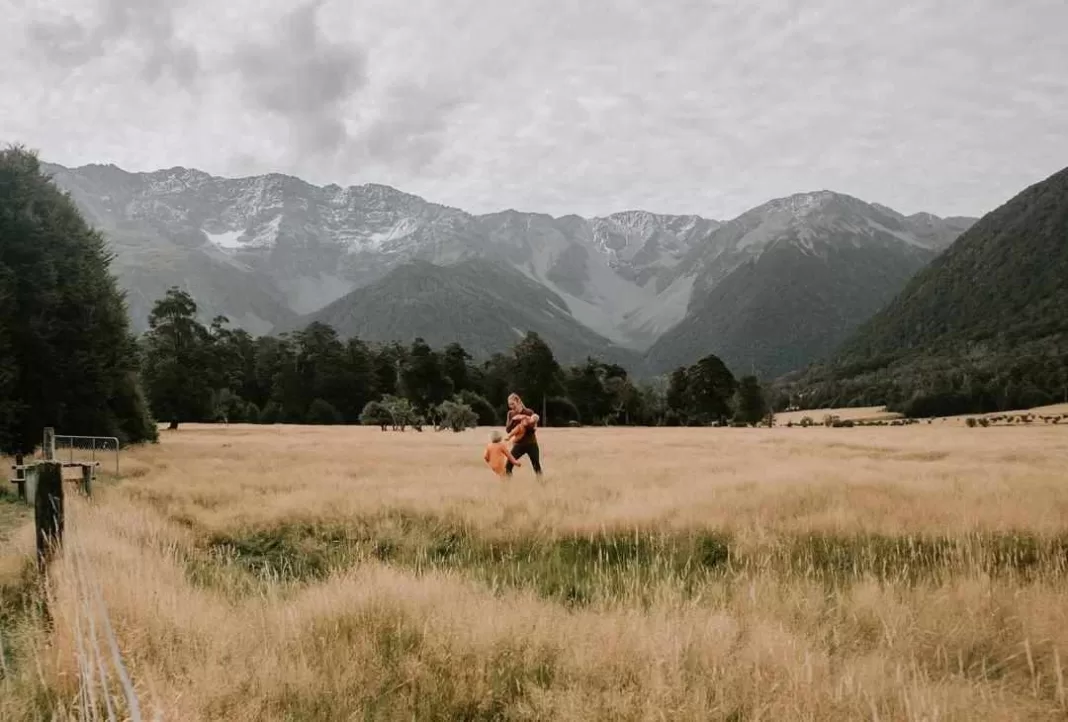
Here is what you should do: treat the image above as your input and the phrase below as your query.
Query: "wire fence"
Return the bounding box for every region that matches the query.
[48,500,144,721]
[20,430,146,719]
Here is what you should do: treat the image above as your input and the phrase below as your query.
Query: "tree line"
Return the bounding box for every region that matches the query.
[776,344,1068,419]
[140,287,773,431]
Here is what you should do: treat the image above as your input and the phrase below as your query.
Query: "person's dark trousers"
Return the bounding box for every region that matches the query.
[506,441,542,477]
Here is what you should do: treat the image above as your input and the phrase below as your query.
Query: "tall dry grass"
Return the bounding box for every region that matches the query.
[2,423,1068,720]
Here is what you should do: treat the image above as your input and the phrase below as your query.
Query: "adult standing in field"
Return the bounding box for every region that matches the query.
[505,393,543,479]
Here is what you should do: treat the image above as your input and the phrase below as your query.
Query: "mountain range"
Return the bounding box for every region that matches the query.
[645,193,975,376]
[41,161,976,374]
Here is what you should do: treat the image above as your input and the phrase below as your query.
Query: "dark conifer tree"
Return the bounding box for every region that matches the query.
[0,146,157,453]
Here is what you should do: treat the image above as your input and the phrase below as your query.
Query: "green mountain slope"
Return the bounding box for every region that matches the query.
[784,165,1068,413]
[293,258,644,368]
[840,166,1068,358]
[646,232,935,377]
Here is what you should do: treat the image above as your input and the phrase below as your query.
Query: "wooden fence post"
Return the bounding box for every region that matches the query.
[13,454,25,501]
[80,465,93,498]
[42,427,56,461]
[34,462,63,572]
[23,466,38,506]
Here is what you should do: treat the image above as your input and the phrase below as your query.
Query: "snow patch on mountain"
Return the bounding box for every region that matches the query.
[360,217,420,250]
[205,228,245,249]
[246,215,283,248]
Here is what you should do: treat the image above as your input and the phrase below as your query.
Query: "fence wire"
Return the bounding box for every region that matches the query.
[58,504,142,721]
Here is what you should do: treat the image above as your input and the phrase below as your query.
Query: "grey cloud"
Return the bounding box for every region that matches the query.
[356,82,469,173]
[26,0,201,87]
[229,1,468,172]
[6,0,1066,221]
[229,1,366,161]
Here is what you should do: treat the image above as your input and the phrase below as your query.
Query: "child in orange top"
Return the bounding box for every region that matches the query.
[484,430,521,477]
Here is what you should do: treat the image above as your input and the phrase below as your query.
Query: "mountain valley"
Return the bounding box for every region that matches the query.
[42,161,975,375]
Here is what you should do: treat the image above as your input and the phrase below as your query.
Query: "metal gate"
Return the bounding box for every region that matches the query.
[54,435,120,477]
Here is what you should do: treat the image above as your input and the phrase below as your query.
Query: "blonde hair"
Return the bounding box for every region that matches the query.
[490,430,503,443]
[508,393,522,406]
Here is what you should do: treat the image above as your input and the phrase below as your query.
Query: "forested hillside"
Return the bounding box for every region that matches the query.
[780,165,1068,415]
[291,258,643,367]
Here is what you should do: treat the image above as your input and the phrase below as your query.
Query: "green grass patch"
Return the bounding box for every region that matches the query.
[785,531,1068,585]
[193,513,1068,606]
[201,512,732,607]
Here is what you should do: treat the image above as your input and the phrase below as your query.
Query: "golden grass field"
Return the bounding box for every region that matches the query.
[2,418,1068,720]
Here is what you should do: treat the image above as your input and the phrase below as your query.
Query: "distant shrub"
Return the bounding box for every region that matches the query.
[966,418,978,428]
[979,418,990,427]
[434,400,478,432]
[376,396,417,431]
[455,391,498,426]
[360,401,392,430]
[799,416,814,428]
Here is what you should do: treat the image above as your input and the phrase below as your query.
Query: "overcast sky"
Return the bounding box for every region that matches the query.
[2,0,1066,220]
